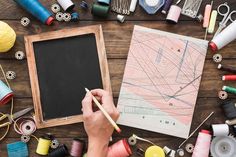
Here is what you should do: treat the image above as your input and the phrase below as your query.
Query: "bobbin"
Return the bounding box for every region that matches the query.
[185,143,194,153]
[213,54,222,63]
[63,13,71,22]
[56,12,64,21]
[51,139,60,149]
[51,4,61,13]
[80,1,89,10]
[15,51,25,60]
[177,148,185,156]
[128,136,137,146]
[218,91,228,100]
[21,135,30,143]
[6,71,16,80]
[20,17,30,27]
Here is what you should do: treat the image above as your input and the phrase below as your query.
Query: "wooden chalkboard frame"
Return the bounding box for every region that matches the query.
[24,25,111,128]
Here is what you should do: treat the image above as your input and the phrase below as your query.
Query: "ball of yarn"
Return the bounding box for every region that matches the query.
[0,21,16,53]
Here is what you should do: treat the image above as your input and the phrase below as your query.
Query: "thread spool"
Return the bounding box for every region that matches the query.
[98,0,110,5]
[218,64,236,73]
[36,137,51,155]
[20,120,36,135]
[0,21,16,53]
[0,80,13,105]
[145,146,165,157]
[166,5,182,24]
[208,10,218,34]
[223,86,236,95]
[221,101,236,120]
[117,14,125,23]
[163,146,171,154]
[14,0,54,25]
[7,141,29,157]
[129,0,138,12]
[91,3,110,17]
[212,124,229,136]
[107,139,132,157]
[169,150,176,157]
[210,21,236,51]
[162,0,173,14]
[71,12,79,22]
[192,130,212,157]
[57,0,75,11]
[226,118,236,126]
[70,138,84,157]
[203,4,212,28]
[222,75,236,81]
[49,145,69,157]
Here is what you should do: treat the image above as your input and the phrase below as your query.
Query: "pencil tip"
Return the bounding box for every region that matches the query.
[85,88,89,92]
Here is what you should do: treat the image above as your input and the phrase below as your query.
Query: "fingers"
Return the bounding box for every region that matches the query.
[82,92,93,118]
[91,89,109,97]
[91,89,113,106]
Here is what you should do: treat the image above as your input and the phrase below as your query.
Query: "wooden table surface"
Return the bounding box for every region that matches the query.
[1,0,236,156]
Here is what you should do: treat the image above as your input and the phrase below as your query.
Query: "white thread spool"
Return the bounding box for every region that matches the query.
[212,124,229,136]
[192,130,212,157]
[129,0,138,12]
[210,21,236,51]
[57,0,75,11]
[166,5,182,24]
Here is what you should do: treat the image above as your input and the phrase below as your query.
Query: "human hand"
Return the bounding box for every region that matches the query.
[82,89,120,157]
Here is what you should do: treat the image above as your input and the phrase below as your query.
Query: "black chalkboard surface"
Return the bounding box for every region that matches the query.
[25,25,111,128]
[33,33,103,120]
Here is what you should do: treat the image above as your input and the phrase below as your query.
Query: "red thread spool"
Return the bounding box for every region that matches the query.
[222,75,236,81]
[70,138,84,157]
[107,139,132,157]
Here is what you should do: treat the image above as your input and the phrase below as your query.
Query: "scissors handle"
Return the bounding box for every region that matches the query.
[0,122,11,128]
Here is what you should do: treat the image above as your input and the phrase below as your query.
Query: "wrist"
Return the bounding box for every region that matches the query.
[87,138,109,157]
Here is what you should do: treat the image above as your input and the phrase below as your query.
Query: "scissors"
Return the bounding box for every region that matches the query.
[0,107,33,128]
[214,2,236,37]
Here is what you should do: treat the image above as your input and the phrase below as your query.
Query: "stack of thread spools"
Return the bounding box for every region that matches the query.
[92,0,110,17]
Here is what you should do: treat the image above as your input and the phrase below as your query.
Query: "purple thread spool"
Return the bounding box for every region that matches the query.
[162,0,173,14]
[0,80,13,105]
[70,138,84,157]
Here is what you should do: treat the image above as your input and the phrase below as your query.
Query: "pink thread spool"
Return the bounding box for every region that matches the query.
[192,130,212,157]
[166,5,182,24]
[70,138,84,157]
[107,139,132,157]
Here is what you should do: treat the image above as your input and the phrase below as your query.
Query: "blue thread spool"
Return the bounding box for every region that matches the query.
[80,1,89,10]
[0,80,13,105]
[71,12,79,22]
[13,0,54,25]
[97,0,111,5]
[7,141,29,157]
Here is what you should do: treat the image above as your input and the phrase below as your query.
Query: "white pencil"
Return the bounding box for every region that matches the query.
[85,88,121,133]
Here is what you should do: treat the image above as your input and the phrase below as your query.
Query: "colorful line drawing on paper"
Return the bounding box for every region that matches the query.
[117,25,208,138]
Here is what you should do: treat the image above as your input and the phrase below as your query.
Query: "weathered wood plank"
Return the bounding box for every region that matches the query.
[0,0,235,21]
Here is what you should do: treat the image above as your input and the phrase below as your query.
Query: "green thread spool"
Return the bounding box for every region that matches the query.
[91,3,109,17]
[222,86,236,95]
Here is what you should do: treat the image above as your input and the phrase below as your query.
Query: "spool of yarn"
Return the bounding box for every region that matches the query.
[20,120,36,135]
[221,101,236,119]
[49,145,69,157]
[13,0,54,25]
[0,21,16,53]
[166,5,182,24]
[36,137,51,155]
[212,124,229,136]
[0,80,13,105]
[218,64,236,74]
[107,139,132,157]
[70,138,84,157]
[7,141,29,157]
[145,146,165,157]
[57,0,75,11]
[192,130,212,157]
[91,3,110,17]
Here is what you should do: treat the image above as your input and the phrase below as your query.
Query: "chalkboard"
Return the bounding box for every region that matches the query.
[24,25,111,128]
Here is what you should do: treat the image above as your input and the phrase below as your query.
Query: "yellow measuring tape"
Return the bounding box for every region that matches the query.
[145,146,165,157]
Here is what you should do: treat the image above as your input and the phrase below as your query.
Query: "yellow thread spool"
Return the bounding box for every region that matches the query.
[145,146,165,157]
[0,21,16,53]
[36,137,51,155]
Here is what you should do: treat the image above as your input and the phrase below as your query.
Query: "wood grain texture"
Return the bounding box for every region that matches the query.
[0,0,236,156]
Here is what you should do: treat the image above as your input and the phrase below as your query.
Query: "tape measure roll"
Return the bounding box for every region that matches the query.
[91,3,109,17]
[145,146,165,157]
[0,21,16,53]
[0,80,13,105]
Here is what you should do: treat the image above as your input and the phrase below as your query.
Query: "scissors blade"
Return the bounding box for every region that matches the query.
[12,107,33,120]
